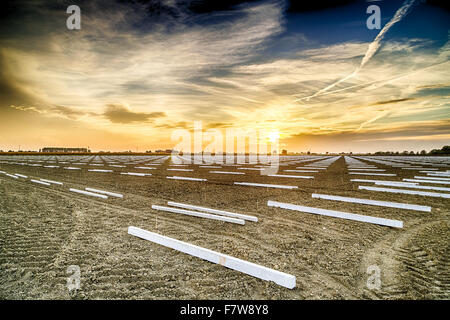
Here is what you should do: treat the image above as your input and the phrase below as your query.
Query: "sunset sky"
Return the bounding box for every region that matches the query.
[0,0,449,153]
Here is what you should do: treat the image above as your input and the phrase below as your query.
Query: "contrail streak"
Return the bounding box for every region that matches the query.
[360,0,418,69]
[301,0,419,101]
[293,61,449,102]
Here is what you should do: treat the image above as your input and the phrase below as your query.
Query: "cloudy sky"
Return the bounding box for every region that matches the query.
[0,0,449,153]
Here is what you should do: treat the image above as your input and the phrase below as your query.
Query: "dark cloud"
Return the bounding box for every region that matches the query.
[370,98,416,106]
[155,121,190,129]
[0,75,33,109]
[103,104,166,123]
[187,0,262,13]
[0,51,38,108]
[426,0,450,11]
[287,0,357,13]
[119,0,262,16]
[205,122,234,129]
[412,84,450,97]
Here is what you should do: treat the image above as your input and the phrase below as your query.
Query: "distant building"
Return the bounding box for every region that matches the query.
[281,149,287,155]
[41,147,90,153]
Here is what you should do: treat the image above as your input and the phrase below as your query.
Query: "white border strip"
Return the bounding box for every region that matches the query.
[267,200,403,228]
[312,193,430,212]
[128,226,296,289]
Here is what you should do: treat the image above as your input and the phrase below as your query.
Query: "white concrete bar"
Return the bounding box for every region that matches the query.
[349,172,396,176]
[403,179,450,185]
[69,188,108,199]
[268,174,314,179]
[348,169,385,171]
[427,172,450,177]
[151,205,244,225]
[375,182,450,192]
[414,176,450,181]
[284,170,318,173]
[372,181,419,187]
[312,193,430,212]
[85,187,123,198]
[234,182,298,189]
[352,178,416,185]
[210,171,245,175]
[40,178,63,185]
[128,226,296,289]
[359,186,450,199]
[121,172,151,176]
[267,200,403,228]
[166,176,206,181]
[31,179,50,185]
[167,201,258,222]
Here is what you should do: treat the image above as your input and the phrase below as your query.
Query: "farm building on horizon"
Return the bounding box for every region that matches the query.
[40,147,90,153]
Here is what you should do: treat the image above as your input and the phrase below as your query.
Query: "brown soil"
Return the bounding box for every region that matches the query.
[0,156,448,299]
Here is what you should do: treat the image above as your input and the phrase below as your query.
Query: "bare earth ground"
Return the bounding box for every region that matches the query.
[0,156,449,299]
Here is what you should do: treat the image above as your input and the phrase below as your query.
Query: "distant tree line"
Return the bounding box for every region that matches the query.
[372,146,450,156]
